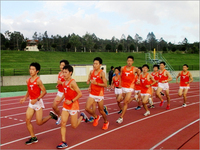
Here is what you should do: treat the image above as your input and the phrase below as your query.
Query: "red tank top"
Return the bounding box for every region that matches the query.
[151,72,158,86]
[158,69,168,83]
[134,74,141,90]
[180,71,190,86]
[63,79,79,110]
[57,72,65,92]
[27,77,41,100]
[90,70,104,96]
[140,73,151,93]
[112,75,120,87]
[121,66,135,88]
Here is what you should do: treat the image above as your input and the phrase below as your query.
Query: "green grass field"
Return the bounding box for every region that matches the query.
[1,50,199,75]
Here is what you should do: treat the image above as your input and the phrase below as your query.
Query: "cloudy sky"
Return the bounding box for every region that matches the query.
[1,1,199,44]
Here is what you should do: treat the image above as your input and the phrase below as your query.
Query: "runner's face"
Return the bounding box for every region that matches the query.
[63,69,72,79]
[160,64,165,70]
[93,60,101,70]
[60,62,65,71]
[127,58,133,66]
[183,66,188,71]
[142,67,148,73]
[115,69,119,75]
[29,66,38,76]
[153,67,158,72]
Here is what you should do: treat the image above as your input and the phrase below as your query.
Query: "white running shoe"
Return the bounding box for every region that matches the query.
[116,117,123,124]
[144,111,150,116]
[56,116,61,125]
[148,98,153,106]
[182,103,187,107]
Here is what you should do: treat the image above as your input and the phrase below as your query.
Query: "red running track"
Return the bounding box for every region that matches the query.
[1,82,199,149]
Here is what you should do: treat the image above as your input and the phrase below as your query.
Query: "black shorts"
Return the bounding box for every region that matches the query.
[109,79,112,85]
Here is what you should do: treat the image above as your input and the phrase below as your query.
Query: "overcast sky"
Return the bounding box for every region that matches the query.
[1,1,199,44]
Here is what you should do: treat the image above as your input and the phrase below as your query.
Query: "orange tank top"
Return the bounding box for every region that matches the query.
[121,66,135,88]
[27,77,41,100]
[180,71,190,86]
[63,79,79,110]
[90,70,104,96]
[134,74,141,90]
[58,71,65,92]
[140,73,151,94]
[158,69,168,83]
[112,75,120,87]
[151,72,158,87]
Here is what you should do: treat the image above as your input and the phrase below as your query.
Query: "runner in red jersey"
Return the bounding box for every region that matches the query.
[20,62,57,145]
[85,57,109,130]
[156,61,172,110]
[130,67,142,110]
[56,65,88,149]
[176,64,193,107]
[140,64,156,116]
[111,67,123,114]
[52,60,69,125]
[116,56,138,124]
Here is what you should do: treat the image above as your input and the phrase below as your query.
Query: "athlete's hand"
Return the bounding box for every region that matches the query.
[88,87,91,92]
[31,99,37,105]
[185,82,189,84]
[56,85,58,89]
[20,98,26,104]
[136,80,140,84]
[90,80,97,85]
[162,80,166,83]
[146,85,150,88]
[87,80,90,84]
[176,81,178,84]
[65,100,72,105]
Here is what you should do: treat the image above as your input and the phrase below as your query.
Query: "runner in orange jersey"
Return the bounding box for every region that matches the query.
[156,61,172,110]
[56,65,88,149]
[52,60,69,125]
[176,64,193,107]
[140,64,156,116]
[116,56,139,123]
[111,67,123,114]
[85,57,109,130]
[20,62,57,145]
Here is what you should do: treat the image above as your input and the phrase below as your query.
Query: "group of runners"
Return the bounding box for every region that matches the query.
[19,55,193,149]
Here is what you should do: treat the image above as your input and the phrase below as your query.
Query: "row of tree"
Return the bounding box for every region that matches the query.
[1,30,199,54]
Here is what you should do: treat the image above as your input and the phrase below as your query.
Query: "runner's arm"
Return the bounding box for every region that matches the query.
[188,72,193,84]
[166,71,172,82]
[68,80,82,104]
[118,67,123,88]
[87,70,92,84]
[20,79,29,103]
[176,72,181,83]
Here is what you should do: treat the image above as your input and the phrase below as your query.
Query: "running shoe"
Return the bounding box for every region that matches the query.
[56,116,61,125]
[80,112,88,122]
[148,98,153,106]
[182,103,187,107]
[144,111,150,116]
[159,100,164,107]
[88,116,94,122]
[93,115,100,126]
[104,106,109,115]
[135,106,141,110]
[102,121,109,130]
[118,110,122,114]
[149,105,155,109]
[166,105,170,110]
[116,117,123,124]
[57,142,68,149]
[50,111,58,120]
[160,92,165,96]
[25,137,38,145]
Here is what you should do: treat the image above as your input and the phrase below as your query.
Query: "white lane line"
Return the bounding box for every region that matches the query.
[1,102,199,147]
[66,102,200,150]
[1,94,199,129]
[150,119,200,150]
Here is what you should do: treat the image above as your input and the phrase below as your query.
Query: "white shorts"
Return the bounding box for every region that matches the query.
[180,86,190,89]
[158,83,169,91]
[140,93,151,97]
[28,99,45,111]
[122,87,134,93]
[57,91,64,97]
[62,108,79,115]
[152,86,158,91]
[89,94,104,102]
[115,88,122,95]
[135,90,141,94]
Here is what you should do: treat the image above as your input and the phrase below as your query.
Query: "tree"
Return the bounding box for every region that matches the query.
[130,44,135,51]
[127,35,134,52]
[83,32,95,52]
[118,44,123,52]
[32,32,38,40]
[140,46,146,52]
[163,46,167,53]
[146,32,157,51]
[21,41,27,50]
[69,34,81,52]
[105,44,111,52]
[38,43,42,50]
